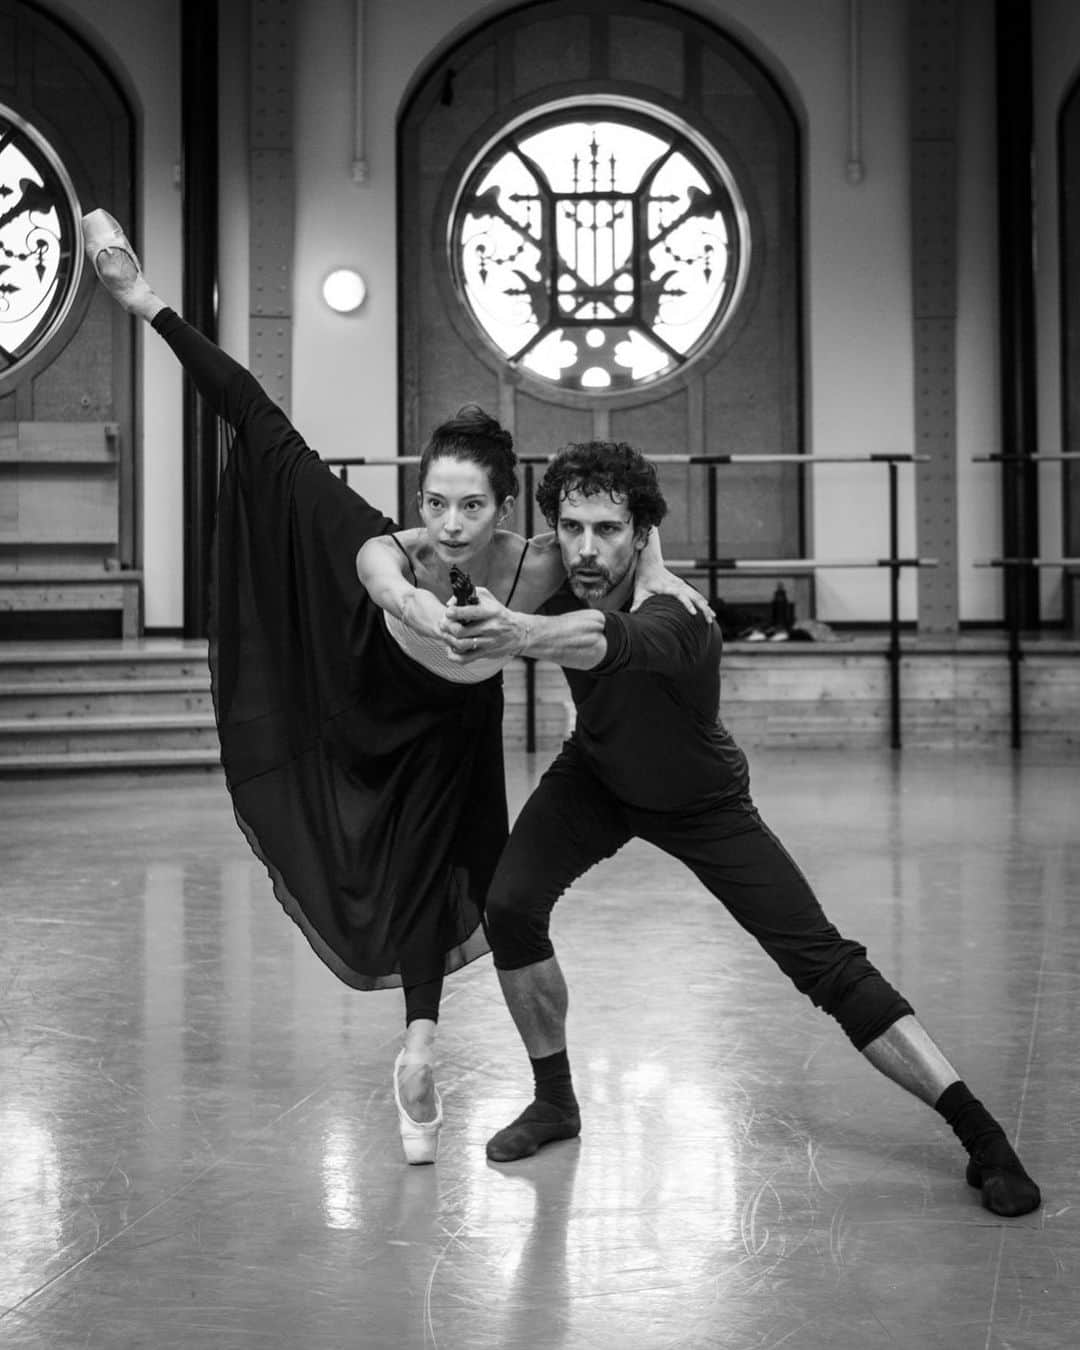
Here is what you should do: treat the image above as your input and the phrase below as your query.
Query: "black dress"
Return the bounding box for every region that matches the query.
[151,309,504,989]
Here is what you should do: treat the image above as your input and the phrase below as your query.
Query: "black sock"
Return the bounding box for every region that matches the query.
[530,1049,579,1116]
[935,1081,1009,1155]
[934,1081,1040,1217]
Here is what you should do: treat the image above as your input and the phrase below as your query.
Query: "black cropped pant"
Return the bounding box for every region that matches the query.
[485,744,913,1051]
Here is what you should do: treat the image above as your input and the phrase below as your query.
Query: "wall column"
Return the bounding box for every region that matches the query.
[249,0,295,417]
[911,0,960,633]
[181,0,219,638]
[995,0,1040,626]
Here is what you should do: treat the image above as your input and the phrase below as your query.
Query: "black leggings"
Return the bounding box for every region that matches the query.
[484,746,913,1052]
[404,977,444,1025]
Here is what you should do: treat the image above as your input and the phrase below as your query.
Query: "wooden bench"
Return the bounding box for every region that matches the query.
[0,421,142,637]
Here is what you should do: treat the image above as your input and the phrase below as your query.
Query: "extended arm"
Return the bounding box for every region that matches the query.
[505,607,607,670]
[440,591,606,670]
[443,593,707,673]
[355,535,450,640]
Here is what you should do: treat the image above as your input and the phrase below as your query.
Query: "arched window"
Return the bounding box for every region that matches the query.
[450,100,750,393]
[0,104,83,388]
[400,0,801,584]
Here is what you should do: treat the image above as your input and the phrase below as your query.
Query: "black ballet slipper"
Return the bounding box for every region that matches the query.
[486,1100,581,1163]
[965,1140,1042,1217]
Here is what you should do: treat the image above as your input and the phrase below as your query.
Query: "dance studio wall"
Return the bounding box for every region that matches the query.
[40,0,1080,628]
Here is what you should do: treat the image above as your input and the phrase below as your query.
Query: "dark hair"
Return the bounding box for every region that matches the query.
[536,441,668,531]
[419,404,518,504]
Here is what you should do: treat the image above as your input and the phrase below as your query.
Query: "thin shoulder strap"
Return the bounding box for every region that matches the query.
[504,539,530,605]
[391,533,419,585]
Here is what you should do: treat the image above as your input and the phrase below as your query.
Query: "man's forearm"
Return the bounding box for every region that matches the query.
[517,609,607,669]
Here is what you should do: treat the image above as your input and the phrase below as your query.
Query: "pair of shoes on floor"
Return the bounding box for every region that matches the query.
[393,1049,443,1165]
[81,208,141,278]
[738,626,791,643]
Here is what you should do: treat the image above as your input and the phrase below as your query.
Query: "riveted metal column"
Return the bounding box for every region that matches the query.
[1062,82,1080,562]
[910,0,959,633]
[250,0,294,413]
[996,0,1039,625]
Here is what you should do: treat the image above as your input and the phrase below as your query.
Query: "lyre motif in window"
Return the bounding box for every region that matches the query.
[451,106,749,392]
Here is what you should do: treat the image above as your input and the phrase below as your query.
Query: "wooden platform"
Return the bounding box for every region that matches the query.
[525,629,1080,751]
[0,631,1077,771]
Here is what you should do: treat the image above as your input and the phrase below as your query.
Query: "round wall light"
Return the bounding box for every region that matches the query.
[322,267,367,313]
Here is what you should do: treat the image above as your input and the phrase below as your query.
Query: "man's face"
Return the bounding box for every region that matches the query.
[556,487,648,605]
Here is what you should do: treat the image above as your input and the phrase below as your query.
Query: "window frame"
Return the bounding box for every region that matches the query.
[434,89,761,411]
[0,102,86,394]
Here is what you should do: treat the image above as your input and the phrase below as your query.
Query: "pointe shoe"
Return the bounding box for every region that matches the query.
[393,1050,443,1165]
[81,208,141,277]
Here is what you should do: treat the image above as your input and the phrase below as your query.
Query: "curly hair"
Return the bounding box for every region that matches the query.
[419,404,518,504]
[535,441,668,531]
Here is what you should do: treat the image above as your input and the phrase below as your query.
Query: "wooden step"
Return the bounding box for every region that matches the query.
[0,712,218,757]
[0,678,212,718]
[0,641,209,684]
[0,747,223,773]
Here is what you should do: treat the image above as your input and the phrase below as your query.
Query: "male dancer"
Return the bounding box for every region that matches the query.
[443,440,1041,1218]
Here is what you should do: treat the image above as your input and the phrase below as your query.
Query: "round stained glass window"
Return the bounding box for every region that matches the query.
[0,105,83,387]
[448,101,750,394]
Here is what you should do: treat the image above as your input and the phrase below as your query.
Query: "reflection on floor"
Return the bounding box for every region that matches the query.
[1,748,1077,1349]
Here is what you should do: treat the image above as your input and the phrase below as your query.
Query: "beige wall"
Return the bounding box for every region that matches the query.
[52,0,1078,628]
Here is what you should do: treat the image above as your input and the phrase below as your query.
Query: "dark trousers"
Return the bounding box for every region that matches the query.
[485,746,912,1051]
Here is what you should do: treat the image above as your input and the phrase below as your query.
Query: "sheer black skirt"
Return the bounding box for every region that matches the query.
[153,309,503,989]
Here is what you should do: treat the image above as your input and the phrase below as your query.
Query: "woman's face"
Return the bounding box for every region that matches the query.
[417,455,507,567]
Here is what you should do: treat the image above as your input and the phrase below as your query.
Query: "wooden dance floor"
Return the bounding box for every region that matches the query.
[1,747,1076,1349]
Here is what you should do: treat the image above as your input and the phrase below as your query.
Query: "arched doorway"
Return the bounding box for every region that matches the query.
[398,0,803,607]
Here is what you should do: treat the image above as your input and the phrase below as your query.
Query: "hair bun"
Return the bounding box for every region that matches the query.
[453,404,515,458]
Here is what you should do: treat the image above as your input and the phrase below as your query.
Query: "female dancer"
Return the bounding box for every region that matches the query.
[82,209,707,1163]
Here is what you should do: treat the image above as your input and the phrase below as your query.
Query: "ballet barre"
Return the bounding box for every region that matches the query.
[661,557,938,753]
[971,453,1080,461]
[326,451,930,751]
[973,557,1080,748]
[970,452,1080,747]
[516,455,928,751]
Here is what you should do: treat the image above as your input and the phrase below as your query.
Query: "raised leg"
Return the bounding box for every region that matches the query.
[82,210,164,322]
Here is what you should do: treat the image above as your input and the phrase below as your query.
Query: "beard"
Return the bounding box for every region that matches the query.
[568,562,621,602]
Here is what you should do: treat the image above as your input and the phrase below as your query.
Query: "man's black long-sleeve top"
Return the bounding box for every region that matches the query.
[542,588,749,811]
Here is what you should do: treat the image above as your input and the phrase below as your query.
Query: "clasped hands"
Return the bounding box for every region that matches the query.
[440,590,528,664]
